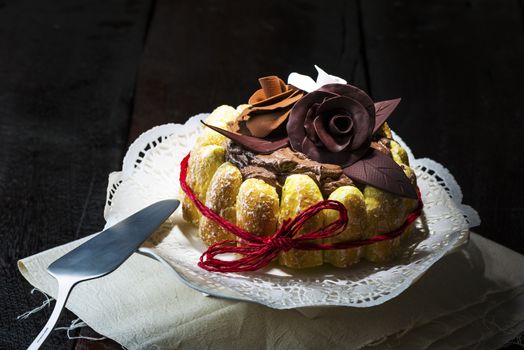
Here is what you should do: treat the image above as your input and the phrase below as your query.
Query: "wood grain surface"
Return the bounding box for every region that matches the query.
[1,0,522,348]
[0,0,152,348]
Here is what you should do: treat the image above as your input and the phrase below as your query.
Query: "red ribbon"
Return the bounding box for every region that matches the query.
[180,152,423,273]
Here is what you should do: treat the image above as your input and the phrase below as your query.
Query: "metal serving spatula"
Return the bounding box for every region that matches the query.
[27,199,180,350]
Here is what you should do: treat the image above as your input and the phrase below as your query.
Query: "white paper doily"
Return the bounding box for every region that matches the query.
[103,113,480,309]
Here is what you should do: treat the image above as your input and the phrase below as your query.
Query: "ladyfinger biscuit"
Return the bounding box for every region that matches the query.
[236,178,279,237]
[363,186,404,263]
[194,105,239,148]
[399,164,419,241]
[278,174,324,269]
[199,162,243,245]
[377,122,393,139]
[324,186,366,267]
[182,145,225,225]
[390,139,409,166]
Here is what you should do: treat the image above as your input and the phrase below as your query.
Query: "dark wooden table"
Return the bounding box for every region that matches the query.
[1,0,523,348]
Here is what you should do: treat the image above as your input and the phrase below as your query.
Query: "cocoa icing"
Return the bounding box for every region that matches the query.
[226,141,353,197]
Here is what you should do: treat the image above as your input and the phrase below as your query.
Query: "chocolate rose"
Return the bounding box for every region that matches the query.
[233,76,304,138]
[286,83,416,198]
[287,83,375,167]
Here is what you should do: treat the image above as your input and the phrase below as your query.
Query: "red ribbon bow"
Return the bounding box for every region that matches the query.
[180,152,423,273]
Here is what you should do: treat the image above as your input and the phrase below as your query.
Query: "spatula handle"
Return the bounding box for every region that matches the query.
[27,278,77,350]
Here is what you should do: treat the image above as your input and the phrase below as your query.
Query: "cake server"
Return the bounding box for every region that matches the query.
[27,199,180,350]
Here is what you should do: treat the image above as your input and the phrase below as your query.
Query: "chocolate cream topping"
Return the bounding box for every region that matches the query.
[225,135,393,197]
[226,141,354,197]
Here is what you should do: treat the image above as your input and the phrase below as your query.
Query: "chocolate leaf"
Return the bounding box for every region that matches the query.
[201,121,289,154]
[343,149,417,199]
[245,110,290,137]
[373,98,401,134]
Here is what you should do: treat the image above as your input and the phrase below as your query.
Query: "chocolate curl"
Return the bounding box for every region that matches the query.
[254,76,287,101]
[244,109,290,138]
[201,121,289,154]
[236,76,304,138]
[343,149,417,199]
[180,152,424,273]
[373,98,401,133]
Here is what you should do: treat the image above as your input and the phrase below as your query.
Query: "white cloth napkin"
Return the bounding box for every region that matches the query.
[18,233,524,349]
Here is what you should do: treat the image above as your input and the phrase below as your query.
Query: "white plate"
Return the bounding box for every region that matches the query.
[103,113,479,309]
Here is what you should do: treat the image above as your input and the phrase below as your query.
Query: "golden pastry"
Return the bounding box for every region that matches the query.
[278,174,325,268]
[390,139,409,166]
[194,105,239,149]
[199,162,243,245]
[363,186,405,262]
[236,178,279,237]
[182,145,225,225]
[324,186,367,267]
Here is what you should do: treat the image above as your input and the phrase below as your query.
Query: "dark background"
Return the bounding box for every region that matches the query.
[1,0,523,348]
